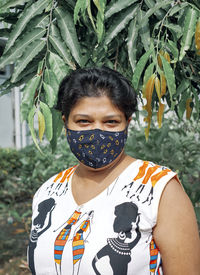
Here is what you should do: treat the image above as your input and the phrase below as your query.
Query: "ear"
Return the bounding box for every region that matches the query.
[127,117,132,125]
[62,115,66,124]
[62,115,67,135]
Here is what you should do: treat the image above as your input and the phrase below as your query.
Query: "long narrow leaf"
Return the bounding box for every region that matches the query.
[50,109,64,153]
[127,17,138,73]
[21,75,41,121]
[179,7,198,61]
[43,82,56,108]
[144,0,165,20]
[141,0,172,26]
[94,0,106,43]
[38,110,45,141]
[74,0,87,24]
[49,24,76,69]
[192,88,199,119]
[87,0,96,32]
[132,49,152,90]
[167,39,179,62]
[104,5,137,46]
[0,28,45,68]
[48,51,69,83]
[160,56,176,110]
[138,9,150,51]
[11,39,45,83]
[0,0,29,10]
[26,14,49,31]
[4,0,49,53]
[40,101,53,141]
[105,0,138,20]
[55,6,82,66]
[169,2,188,16]
[28,106,43,153]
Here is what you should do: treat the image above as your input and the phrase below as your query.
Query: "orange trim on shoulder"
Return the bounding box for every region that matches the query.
[54,171,63,183]
[60,165,77,183]
[134,161,149,181]
[150,168,171,187]
[142,165,160,185]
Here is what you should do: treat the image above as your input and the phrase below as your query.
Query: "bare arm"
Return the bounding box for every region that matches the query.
[153,178,200,275]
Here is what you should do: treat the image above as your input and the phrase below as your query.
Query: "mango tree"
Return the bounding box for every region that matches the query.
[0,0,199,150]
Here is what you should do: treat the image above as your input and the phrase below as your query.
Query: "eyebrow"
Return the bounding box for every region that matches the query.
[73,114,122,119]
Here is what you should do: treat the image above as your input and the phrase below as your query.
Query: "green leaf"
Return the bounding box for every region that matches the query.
[0,28,46,68]
[104,4,138,45]
[94,0,106,43]
[144,0,165,20]
[21,75,41,121]
[132,49,152,90]
[43,82,56,108]
[127,17,138,73]
[38,109,45,141]
[87,0,96,31]
[167,39,179,63]
[105,0,138,20]
[0,0,29,10]
[176,79,190,97]
[179,7,198,61]
[55,6,82,66]
[143,63,155,86]
[49,24,76,69]
[160,55,176,110]
[74,0,87,24]
[4,0,49,53]
[28,105,43,153]
[40,101,53,141]
[26,13,49,31]
[137,9,150,51]
[169,2,189,17]
[192,88,199,119]
[164,23,182,34]
[50,109,64,153]
[11,39,45,83]
[48,51,69,83]
[141,0,172,25]
[44,68,59,92]
[177,91,189,119]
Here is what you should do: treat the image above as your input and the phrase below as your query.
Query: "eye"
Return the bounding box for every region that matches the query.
[106,120,119,124]
[76,119,90,124]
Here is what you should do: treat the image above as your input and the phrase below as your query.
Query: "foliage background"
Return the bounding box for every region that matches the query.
[0,0,200,149]
[0,118,200,273]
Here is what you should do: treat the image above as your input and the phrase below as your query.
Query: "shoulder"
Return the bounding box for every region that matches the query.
[153,178,200,273]
[32,165,77,209]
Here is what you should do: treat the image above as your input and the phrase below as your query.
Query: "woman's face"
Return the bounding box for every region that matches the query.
[67,95,129,131]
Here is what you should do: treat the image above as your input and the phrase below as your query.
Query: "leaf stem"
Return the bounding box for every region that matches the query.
[36,0,56,106]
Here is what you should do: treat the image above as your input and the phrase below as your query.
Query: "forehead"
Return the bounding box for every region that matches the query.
[69,96,124,116]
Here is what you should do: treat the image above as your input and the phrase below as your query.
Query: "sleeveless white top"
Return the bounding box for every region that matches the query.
[28,159,178,275]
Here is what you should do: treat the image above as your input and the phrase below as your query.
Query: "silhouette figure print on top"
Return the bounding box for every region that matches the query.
[28,198,56,275]
[92,202,141,275]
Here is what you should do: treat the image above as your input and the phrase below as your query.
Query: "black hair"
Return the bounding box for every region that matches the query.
[55,66,137,121]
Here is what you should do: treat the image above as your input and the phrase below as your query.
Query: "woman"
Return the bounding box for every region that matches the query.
[28,67,200,274]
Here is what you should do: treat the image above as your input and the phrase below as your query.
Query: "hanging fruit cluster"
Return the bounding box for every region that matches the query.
[195,19,200,55]
[142,50,169,140]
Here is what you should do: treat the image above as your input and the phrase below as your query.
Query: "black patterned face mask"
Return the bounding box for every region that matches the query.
[66,128,128,169]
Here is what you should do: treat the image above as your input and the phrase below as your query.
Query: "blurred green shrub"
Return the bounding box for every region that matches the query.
[0,139,77,205]
[126,117,200,224]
